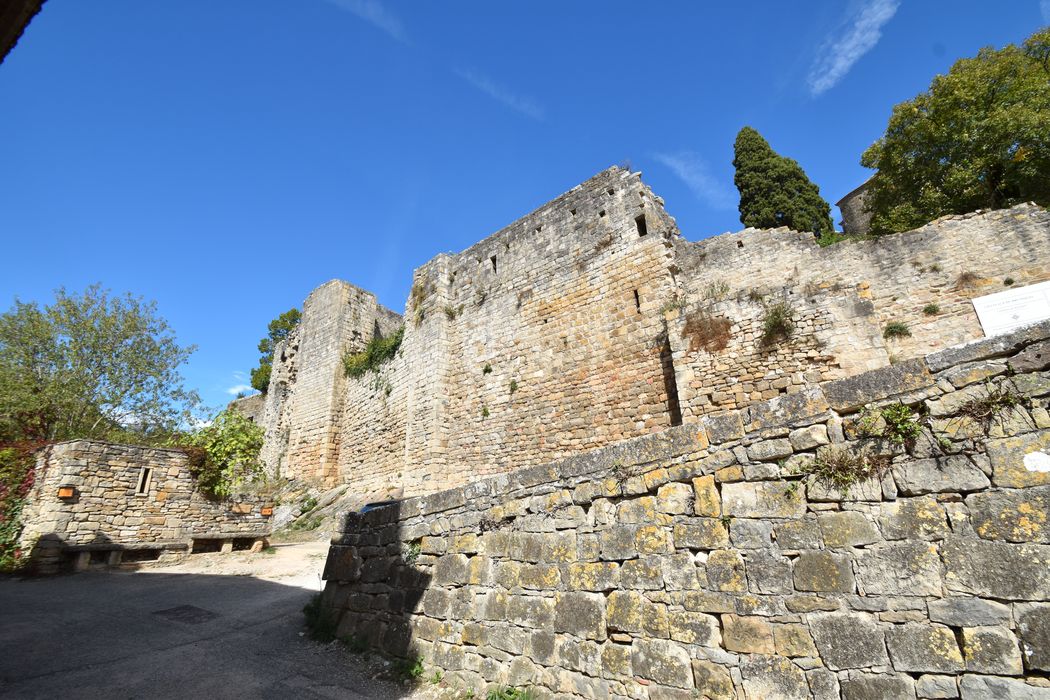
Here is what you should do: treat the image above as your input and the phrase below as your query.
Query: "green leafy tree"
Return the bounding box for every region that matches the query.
[0,285,199,443]
[861,27,1050,234]
[181,409,264,499]
[733,126,834,236]
[251,308,301,393]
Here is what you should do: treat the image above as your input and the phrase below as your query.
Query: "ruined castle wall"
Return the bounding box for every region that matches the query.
[19,441,272,558]
[386,168,683,496]
[320,321,1050,700]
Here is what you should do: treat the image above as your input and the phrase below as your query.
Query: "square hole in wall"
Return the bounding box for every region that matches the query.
[635,215,648,237]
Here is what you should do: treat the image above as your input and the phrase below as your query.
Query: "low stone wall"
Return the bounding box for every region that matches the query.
[19,440,272,572]
[320,321,1050,699]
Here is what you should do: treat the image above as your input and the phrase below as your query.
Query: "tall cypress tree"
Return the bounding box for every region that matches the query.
[733,127,834,236]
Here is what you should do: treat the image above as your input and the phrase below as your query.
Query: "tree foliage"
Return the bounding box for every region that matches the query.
[861,27,1050,234]
[0,285,199,444]
[732,126,834,236]
[251,308,301,393]
[180,409,264,500]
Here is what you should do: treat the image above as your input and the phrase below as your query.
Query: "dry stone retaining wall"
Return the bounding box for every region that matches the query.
[320,321,1050,699]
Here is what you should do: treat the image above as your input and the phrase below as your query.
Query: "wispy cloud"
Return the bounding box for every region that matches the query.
[455,69,545,121]
[651,152,735,210]
[807,0,900,96]
[1042,0,1050,23]
[225,384,254,396]
[323,0,409,44]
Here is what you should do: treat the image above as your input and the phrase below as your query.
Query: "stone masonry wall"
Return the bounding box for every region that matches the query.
[258,165,1050,502]
[320,321,1050,700]
[18,440,272,561]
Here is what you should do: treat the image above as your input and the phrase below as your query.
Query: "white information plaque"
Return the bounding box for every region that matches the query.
[971,280,1050,337]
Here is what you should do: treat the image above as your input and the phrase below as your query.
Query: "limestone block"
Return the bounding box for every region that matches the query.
[886,623,964,673]
[600,525,639,560]
[553,592,606,641]
[691,660,734,700]
[721,614,774,653]
[691,475,720,516]
[958,675,1050,699]
[706,549,747,592]
[656,482,693,515]
[793,551,855,593]
[961,626,1023,675]
[856,542,942,596]
[942,537,1050,600]
[916,675,959,699]
[702,410,745,444]
[739,654,809,700]
[810,612,889,670]
[661,552,700,590]
[789,424,829,450]
[818,511,881,548]
[565,562,619,591]
[744,551,793,594]
[606,590,667,637]
[880,497,949,541]
[840,674,917,700]
[667,610,720,646]
[432,553,470,585]
[747,438,793,462]
[673,520,729,549]
[986,430,1050,488]
[506,595,555,630]
[774,623,818,657]
[967,486,1050,543]
[730,518,773,548]
[1017,603,1050,672]
[721,481,806,518]
[620,557,663,590]
[824,358,931,412]
[927,597,1011,627]
[775,519,823,549]
[894,455,990,495]
[631,638,693,689]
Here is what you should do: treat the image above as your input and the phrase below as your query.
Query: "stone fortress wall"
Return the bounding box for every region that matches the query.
[18,440,273,572]
[255,165,1050,502]
[320,321,1050,700]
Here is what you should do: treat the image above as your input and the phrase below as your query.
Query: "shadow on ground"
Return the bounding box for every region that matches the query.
[0,565,419,699]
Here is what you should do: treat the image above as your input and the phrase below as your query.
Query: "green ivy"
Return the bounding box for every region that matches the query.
[0,443,43,572]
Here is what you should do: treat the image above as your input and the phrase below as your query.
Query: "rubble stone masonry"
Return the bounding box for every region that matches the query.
[320,321,1050,699]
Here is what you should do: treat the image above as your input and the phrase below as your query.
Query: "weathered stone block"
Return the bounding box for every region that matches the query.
[553,592,606,641]
[668,610,720,646]
[740,654,809,700]
[747,387,830,430]
[788,423,830,451]
[916,674,959,699]
[927,598,1011,627]
[722,614,774,653]
[886,623,964,673]
[566,561,619,591]
[692,475,721,517]
[793,550,854,593]
[600,642,631,679]
[661,552,699,590]
[518,564,561,590]
[730,518,773,548]
[961,626,1022,675]
[958,674,1050,699]
[894,455,990,495]
[656,482,693,515]
[506,595,555,630]
[1017,603,1050,672]
[636,524,673,555]
[606,590,667,637]
[824,358,932,412]
[617,496,672,525]
[631,638,693,689]
[747,438,793,462]
[880,497,949,541]
[856,542,942,596]
[967,486,1050,543]
[721,480,806,518]
[810,612,888,669]
[840,673,916,700]
[599,525,638,560]
[776,519,823,549]
[706,549,747,592]
[691,660,734,700]
[744,550,792,594]
[774,623,818,657]
[321,545,361,581]
[942,537,1050,599]
[986,430,1050,488]
[702,410,745,444]
[818,511,881,548]
[621,556,663,590]
[674,519,729,549]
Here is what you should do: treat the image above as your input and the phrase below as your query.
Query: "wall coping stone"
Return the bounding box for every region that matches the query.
[925,319,1050,372]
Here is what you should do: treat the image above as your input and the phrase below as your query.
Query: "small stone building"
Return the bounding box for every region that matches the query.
[18,440,272,573]
[835,178,873,236]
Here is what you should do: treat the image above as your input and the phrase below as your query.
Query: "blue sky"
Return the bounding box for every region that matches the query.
[0,1,1045,409]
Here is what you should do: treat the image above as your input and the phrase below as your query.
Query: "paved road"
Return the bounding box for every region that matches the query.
[0,545,419,699]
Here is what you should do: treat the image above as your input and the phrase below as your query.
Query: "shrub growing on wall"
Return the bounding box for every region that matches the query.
[343,326,405,379]
[0,442,44,571]
[180,410,264,500]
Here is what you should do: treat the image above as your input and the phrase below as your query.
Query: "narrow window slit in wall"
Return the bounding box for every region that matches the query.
[633,290,641,313]
[660,335,683,427]
[136,467,153,495]
[635,215,648,237]
[491,256,497,273]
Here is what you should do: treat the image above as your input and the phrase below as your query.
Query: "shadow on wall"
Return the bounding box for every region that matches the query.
[320,501,432,692]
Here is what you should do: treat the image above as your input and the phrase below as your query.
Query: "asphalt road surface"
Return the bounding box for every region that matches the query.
[0,542,423,699]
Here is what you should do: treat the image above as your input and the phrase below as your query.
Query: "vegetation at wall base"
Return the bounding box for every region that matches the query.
[0,442,45,572]
[733,126,834,237]
[251,308,301,393]
[861,27,1050,234]
[302,593,338,642]
[343,326,405,379]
